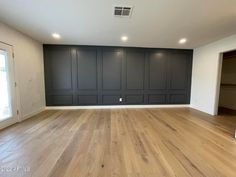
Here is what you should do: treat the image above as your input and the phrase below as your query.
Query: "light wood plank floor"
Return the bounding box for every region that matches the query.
[0,108,236,177]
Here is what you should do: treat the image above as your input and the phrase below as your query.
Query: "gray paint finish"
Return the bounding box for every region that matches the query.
[149,51,167,90]
[102,49,122,90]
[126,51,145,90]
[77,49,97,90]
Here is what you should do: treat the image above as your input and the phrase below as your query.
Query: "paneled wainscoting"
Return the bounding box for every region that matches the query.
[44,45,192,106]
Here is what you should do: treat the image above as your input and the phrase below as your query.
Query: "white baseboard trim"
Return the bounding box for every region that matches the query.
[189,104,214,115]
[21,107,45,121]
[46,105,190,110]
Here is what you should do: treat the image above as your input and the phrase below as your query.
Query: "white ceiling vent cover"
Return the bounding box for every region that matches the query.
[114,6,133,17]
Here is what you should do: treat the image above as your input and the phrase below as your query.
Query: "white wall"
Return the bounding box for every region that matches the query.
[191,34,236,115]
[0,22,45,120]
[219,58,236,110]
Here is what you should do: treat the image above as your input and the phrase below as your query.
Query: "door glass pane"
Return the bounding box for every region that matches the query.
[0,50,12,121]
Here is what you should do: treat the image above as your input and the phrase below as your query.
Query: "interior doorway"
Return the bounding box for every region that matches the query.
[0,42,18,129]
[218,50,236,116]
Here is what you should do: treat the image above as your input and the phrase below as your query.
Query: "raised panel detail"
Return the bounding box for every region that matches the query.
[78,95,98,105]
[126,95,144,104]
[50,49,72,90]
[169,53,188,90]
[149,52,167,89]
[148,94,166,104]
[102,95,121,105]
[102,50,122,90]
[169,94,186,104]
[126,52,145,89]
[52,95,73,105]
[77,49,97,90]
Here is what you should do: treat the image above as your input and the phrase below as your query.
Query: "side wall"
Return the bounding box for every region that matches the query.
[191,34,236,115]
[0,22,45,120]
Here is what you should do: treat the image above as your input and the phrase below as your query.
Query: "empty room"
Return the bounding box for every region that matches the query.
[0,0,236,177]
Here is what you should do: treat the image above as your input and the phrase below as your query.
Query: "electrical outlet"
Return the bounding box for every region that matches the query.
[119,98,123,102]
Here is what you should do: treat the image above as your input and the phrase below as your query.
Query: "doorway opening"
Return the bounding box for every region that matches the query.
[218,50,236,116]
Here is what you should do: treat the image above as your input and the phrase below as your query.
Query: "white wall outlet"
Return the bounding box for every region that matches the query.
[119,98,123,102]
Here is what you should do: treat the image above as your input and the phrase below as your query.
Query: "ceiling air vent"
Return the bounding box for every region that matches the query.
[114,6,133,17]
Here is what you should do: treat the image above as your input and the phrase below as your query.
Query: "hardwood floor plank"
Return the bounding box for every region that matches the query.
[0,108,235,177]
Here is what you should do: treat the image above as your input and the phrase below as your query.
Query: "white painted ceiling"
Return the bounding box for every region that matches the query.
[0,0,236,49]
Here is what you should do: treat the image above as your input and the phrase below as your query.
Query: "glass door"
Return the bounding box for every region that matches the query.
[0,43,18,129]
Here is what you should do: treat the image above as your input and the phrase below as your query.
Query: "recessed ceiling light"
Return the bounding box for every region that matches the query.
[179,38,187,44]
[52,33,61,39]
[121,36,128,42]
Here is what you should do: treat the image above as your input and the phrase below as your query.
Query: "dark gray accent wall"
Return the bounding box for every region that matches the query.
[44,45,193,106]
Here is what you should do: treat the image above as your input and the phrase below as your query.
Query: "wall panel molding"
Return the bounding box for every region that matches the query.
[44,45,193,106]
